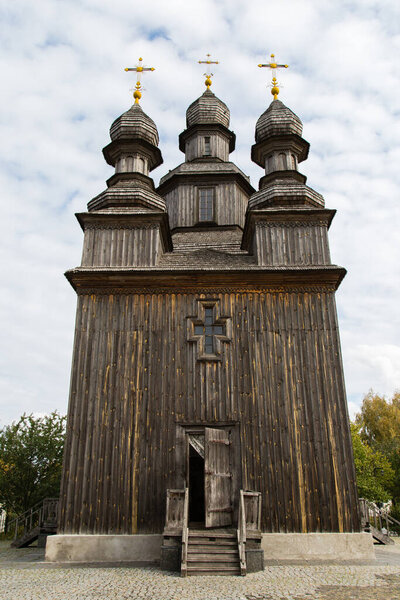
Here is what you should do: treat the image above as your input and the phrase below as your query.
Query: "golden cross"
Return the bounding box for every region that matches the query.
[258,53,289,100]
[124,57,155,104]
[198,53,219,90]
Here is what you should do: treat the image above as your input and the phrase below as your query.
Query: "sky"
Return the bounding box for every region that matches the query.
[0,0,399,426]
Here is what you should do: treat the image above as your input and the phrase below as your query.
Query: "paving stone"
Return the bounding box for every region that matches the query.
[0,540,400,599]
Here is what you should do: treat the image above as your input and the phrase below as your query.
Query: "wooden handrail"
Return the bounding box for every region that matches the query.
[12,506,42,541]
[237,490,247,576]
[180,487,189,577]
[6,498,59,541]
[360,498,400,532]
[7,498,59,529]
[7,501,43,530]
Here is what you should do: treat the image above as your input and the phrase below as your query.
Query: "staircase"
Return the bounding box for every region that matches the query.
[186,529,240,576]
[359,498,400,545]
[8,498,59,548]
[11,526,42,548]
[369,526,394,545]
[162,488,263,576]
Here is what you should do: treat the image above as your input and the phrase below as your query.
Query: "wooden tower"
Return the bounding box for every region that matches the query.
[49,72,371,570]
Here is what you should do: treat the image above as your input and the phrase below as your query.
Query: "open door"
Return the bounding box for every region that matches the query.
[205,427,232,527]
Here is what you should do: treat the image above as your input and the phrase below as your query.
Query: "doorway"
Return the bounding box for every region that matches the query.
[185,426,236,528]
[188,444,205,523]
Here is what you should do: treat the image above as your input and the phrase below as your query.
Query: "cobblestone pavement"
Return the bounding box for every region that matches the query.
[0,541,400,600]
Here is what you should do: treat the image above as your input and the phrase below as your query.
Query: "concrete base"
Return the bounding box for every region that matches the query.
[160,544,181,571]
[45,534,162,564]
[46,532,374,565]
[246,548,264,572]
[262,532,374,561]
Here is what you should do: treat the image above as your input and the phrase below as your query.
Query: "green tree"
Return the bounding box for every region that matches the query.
[350,423,395,502]
[355,391,400,505]
[0,412,66,515]
[355,391,400,445]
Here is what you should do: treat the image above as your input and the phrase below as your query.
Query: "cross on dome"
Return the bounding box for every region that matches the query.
[198,53,219,90]
[124,57,155,104]
[258,53,289,100]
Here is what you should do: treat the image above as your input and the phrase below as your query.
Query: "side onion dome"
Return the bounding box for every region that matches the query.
[255,99,302,142]
[110,103,159,146]
[103,103,162,172]
[186,90,230,128]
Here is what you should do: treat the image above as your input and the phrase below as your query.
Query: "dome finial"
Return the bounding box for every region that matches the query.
[124,57,155,105]
[258,53,289,100]
[198,53,219,90]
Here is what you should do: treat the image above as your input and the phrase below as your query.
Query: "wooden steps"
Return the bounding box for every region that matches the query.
[8,498,59,549]
[370,526,395,545]
[185,529,241,576]
[11,524,57,548]
[163,489,263,576]
[11,526,41,548]
[359,498,400,545]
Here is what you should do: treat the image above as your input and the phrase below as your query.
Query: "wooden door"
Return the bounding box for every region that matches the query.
[204,427,232,527]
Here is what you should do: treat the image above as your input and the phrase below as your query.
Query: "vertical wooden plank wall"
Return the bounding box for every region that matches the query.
[58,289,360,535]
[164,185,248,230]
[254,223,331,266]
[185,132,230,162]
[81,227,163,267]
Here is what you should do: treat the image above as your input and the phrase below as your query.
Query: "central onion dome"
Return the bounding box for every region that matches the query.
[255,99,302,142]
[186,90,230,128]
[110,103,159,146]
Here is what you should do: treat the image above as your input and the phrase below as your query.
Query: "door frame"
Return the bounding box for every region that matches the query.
[175,422,241,526]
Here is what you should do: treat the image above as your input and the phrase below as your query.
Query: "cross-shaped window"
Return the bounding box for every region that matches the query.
[194,308,224,354]
[187,302,231,360]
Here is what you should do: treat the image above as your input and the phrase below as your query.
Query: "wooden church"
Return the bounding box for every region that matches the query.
[46,57,373,573]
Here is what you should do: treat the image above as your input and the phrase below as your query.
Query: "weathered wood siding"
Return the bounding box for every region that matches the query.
[185,132,229,162]
[115,154,149,175]
[164,183,248,230]
[59,289,359,535]
[254,223,331,266]
[81,226,164,267]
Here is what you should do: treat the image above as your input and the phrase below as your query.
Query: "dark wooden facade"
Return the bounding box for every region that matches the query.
[59,93,360,537]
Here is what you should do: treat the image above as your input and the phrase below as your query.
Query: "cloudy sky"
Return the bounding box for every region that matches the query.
[1,0,399,426]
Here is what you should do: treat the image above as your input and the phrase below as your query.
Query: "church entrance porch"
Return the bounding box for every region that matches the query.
[161,486,263,575]
[160,426,265,575]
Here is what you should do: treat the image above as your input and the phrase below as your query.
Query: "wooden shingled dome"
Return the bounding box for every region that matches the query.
[255,99,303,142]
[110,104,159,146]
[186,90,230,128]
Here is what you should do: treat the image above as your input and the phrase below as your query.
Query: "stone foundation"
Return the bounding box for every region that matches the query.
[160,544,181,571]
[262,532,374,561]
[46,532,374,565]
[246,548,264,572]
[45,534,162,564]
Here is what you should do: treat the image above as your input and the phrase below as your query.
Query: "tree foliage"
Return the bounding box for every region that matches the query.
[354,390,400,505]
[0,412,66,515]
[350,423,394,502]
[355,391,400,446]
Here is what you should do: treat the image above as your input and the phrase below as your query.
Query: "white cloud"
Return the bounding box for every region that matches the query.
[343,343,400,418]
[1,0,399,425]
